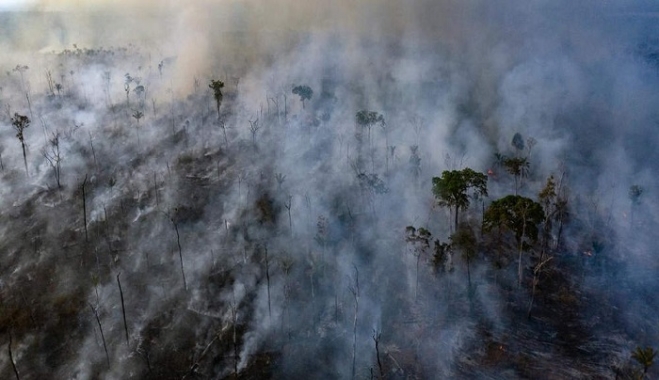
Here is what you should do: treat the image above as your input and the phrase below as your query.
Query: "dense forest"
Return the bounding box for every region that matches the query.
[0,1,658,379]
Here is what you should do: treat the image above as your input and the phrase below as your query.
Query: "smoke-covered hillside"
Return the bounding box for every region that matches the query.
[1,1,658,379]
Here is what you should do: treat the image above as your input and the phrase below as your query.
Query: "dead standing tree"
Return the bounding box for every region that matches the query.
[116,273,129,347]
[248,118,260,146]
[89,303,110,368]
[348,265,360,380]
[81,174,88,242]
[8,331,20,380]
[43,133,63,189]
[166,210,187,291]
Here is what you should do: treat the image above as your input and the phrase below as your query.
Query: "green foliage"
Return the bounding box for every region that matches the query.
[433,169,488,209]
[451,223,478,262]
[503,156,530,194]
[538,175,556,206]
[432,169,488,230]
[632,346,656,375]
[483,195,544,245]
[292,85,313,108]
[405,226,432,252]
[503,157,529,178]
[450,223,478,285]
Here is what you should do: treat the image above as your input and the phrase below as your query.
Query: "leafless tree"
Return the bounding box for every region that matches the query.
[89,303,110,367]
[116,273,129,347]
[43,133,62,189]
[248,118,260,146]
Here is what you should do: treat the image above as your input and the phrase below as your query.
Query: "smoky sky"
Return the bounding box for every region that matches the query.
[1,0,659,379]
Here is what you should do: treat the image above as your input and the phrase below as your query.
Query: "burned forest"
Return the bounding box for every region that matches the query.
[0,1,659,379]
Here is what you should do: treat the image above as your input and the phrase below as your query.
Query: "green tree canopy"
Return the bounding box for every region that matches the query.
[292,85,313,109]
[484,195,544,245]
[503,156,529,194]
[484,195,544,286]
[432,168,488,231]
[632,346,656,375]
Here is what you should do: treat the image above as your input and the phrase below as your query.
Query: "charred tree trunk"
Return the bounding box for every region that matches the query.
[117,273,129,347]
[82,175,88,242]
[8,331,20,380]
[90,303,110,368]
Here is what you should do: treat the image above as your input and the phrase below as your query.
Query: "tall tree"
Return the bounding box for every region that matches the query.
[450,223,478,287]
[405,226,432,300]
[11,113,30,176]
[355,110,385,171]
[503,157,529,195]
[483,195,544,286]
[432,168,488,232]
[632,346,656,377]
[209,79,225,119]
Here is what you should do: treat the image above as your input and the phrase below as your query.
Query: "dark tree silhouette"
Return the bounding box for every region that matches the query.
[292,85,313,109]
[484,195,544,287]
[450,223,478,287]
[432,168,488,232]
[503,156,529,195]
[512,132,525,152]
[209,79,225,119]
[632,346,656,376]
[11,113,30,176]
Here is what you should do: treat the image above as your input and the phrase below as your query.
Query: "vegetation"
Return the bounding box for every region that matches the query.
[632,346,656,377]
[0,28,653,380]
[484,195,544,286]
[292,85,312,109]
[432,168,488,231]
[209,79,225,119]
[10,113,30,176]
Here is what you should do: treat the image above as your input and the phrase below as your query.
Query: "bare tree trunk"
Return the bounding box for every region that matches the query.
[373,331,383,380]
[89,133,97,170]
[116,273,129,347]
[82,175,88,242]
[415,253,420,302]
[172,219,187,291]
[350,266,360,380]
[8,332,20,380]
[230,302,238,377]
[20,141,28,177]
[89,303,110,367]
[154,172,159,208]
[518,213,527,288]
[527,255,552,319]
[265,245,271,321]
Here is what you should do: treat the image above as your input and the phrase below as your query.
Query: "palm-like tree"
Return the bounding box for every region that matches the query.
[503,157,529,195]
[632,346,656,376]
